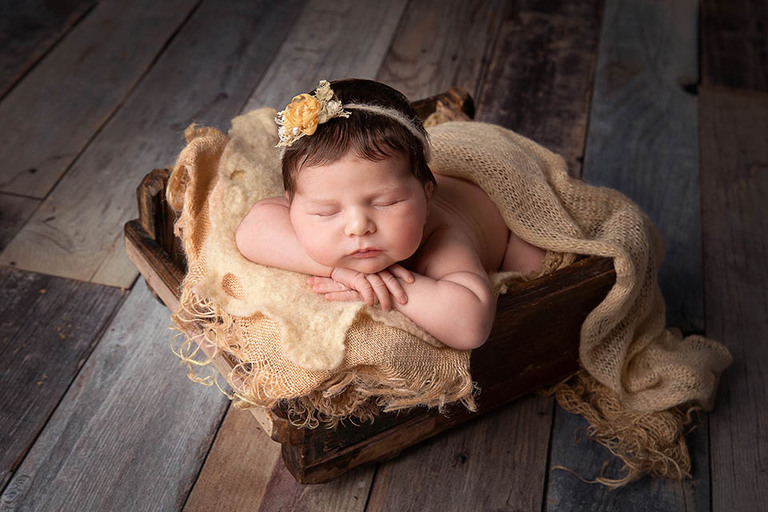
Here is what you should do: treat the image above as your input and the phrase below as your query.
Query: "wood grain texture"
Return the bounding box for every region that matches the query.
[257,462,374,512]
[701,0,768,91]
[475,0,603,174]
[0,0,200,198]
[0,0,304,287]
[182,408,282,512]
[242,0,409,113]
[700,88,768,512]
[376,0,506,100]
[0,193,39,250]
[546,407,710,511]
[0,282,229,511]
[0,0,95,99]
[0,267,125,490]
[579,0,703,333]
[367,395,554,512]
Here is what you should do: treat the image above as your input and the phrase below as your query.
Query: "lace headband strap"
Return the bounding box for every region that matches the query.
[275,80,431,161]
[343,103,431,161]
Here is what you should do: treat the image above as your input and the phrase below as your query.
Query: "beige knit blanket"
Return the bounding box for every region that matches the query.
[168,108,731,425]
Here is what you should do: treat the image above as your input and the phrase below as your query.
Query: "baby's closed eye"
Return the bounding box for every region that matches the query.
[312,210,339,217]
[373,199,402,208]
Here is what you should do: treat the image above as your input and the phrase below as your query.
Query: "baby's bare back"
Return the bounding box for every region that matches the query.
[422,174,510,273]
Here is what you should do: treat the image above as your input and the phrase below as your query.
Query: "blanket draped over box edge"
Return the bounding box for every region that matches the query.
[166,108,731,484]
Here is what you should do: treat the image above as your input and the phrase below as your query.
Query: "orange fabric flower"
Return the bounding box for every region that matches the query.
[282,93,322,136]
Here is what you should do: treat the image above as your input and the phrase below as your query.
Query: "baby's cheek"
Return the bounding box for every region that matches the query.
[393,223,424,258]
[303,234,339,266]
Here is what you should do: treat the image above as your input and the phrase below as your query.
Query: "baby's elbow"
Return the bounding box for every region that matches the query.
[235,219,254,260]
[235,200,281,262]
[235,207,268,263]
[447,302,495,350]
[464,315,494,350]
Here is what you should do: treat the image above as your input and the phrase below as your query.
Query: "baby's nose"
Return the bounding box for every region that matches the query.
[345,209,375,236]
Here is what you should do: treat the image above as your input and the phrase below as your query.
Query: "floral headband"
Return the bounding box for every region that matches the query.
[275,80,431,160]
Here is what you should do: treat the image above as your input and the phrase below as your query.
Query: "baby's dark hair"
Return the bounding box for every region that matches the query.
[281,79,435,197]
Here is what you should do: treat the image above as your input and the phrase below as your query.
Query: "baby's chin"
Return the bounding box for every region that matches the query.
[338,256,397,275]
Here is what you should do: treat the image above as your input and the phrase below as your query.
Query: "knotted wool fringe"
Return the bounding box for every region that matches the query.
[548,370,699,486]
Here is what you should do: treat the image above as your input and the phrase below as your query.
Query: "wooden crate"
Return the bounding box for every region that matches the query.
[124,88,615,484]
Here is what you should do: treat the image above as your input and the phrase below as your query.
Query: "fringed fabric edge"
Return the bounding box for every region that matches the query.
[546,370,700,487]
[170,280,477,429]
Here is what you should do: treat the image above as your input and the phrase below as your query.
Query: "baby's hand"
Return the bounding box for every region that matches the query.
[307,265,414,312]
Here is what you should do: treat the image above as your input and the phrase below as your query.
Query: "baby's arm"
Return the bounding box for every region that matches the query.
[314,230,496,350]
[236,198,411,308]
[236,197,333,277]
[391,230,496,350]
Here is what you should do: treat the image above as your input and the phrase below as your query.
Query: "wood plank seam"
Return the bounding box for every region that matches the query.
[0,282,125,494]
[0,270,128,494]
[178,401,233,511]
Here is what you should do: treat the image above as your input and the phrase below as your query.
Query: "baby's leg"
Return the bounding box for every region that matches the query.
[500,230,547,274]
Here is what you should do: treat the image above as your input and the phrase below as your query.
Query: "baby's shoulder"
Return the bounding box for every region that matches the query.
[410,223,485,279]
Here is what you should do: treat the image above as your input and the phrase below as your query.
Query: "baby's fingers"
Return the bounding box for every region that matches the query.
[378,270,407,305]
[323,290,363,303]
[308,276,350,294]
[366,273,393,312]
[350,273,376,307]
[388,264,414,284]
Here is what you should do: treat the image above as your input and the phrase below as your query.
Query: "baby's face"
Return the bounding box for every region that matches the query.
[288,152,432,274]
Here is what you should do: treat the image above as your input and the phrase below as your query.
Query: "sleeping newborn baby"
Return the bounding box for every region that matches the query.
[236,79,546,350]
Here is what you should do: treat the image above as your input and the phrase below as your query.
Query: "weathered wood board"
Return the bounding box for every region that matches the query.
[0,0,304,288]
[0,0,199,198]
[0,267,125,490]
[545,408,710,511]
[367,395,555,512]
[376,0,506,100]
[0,0,95,99]
[476,0,604,174]
[182,407,282,512]
[242,0,409,113]
[701,88,768,512]
[579,0,703,333]
[0,282,229,511]
[0,194,39,250]
[701,0,768,92]
[256,463,374,512]
[700,1,766,510]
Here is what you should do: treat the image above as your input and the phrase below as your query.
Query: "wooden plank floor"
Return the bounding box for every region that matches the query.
[0,0,765,510]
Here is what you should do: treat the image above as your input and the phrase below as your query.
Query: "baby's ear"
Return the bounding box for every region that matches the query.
[424,181,435,201]
[284,191,291,201]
